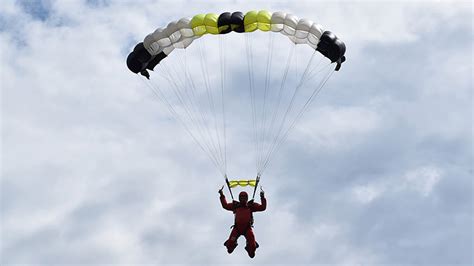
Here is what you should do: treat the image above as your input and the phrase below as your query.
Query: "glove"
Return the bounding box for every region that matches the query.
[260,191,265,198]
[218,186,224,195]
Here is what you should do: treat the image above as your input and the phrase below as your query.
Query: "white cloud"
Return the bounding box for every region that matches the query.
[401,166,442,197]
[1,0,471,265]
[348,165,443,204]
[312,222,342,239]
[293,105,382,151]
[352,183,384,204]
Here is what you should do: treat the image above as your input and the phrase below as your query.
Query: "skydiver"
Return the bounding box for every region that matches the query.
[218,187,266,258]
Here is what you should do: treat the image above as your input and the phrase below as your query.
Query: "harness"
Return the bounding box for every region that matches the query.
[230,202,254,234]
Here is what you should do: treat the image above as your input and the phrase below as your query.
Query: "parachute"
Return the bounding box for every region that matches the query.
[127,10,346,199]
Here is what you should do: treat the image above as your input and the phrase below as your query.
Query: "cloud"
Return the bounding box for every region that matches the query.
[352,183,383,204]
[1,0,472,265]
[293,105,382,151]
[401,166,442,197]
[17,0,52,22]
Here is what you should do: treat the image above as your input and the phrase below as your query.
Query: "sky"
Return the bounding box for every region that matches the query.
[1,0,473,265]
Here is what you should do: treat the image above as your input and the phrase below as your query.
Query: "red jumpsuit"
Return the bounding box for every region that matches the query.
[220,192,266,258]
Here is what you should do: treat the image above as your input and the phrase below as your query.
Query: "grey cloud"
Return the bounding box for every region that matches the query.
[1,1,472,265]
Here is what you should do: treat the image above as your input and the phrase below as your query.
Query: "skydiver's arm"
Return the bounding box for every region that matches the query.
[219,194,234,211]
[252,192,267,212]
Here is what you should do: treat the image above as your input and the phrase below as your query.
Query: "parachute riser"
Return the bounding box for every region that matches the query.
[225,175,235,200]
[251,174,261,200]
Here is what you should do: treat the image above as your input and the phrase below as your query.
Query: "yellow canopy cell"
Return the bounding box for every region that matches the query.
[244,10,258,32]
[204,13,219,34]
[257,10,272,31]
[191,14,207,36]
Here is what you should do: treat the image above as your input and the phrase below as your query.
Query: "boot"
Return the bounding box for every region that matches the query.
[244,245,256,258]
[224,240,237,254]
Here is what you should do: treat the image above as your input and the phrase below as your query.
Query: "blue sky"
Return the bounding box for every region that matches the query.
[1,0,472,265]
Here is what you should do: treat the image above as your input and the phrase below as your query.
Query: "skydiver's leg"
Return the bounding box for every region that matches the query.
[224,227,239,254]
[244,228,257,258]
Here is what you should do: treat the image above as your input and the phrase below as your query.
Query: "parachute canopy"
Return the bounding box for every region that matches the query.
[127,10,346,78]
[127,11,346,193]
